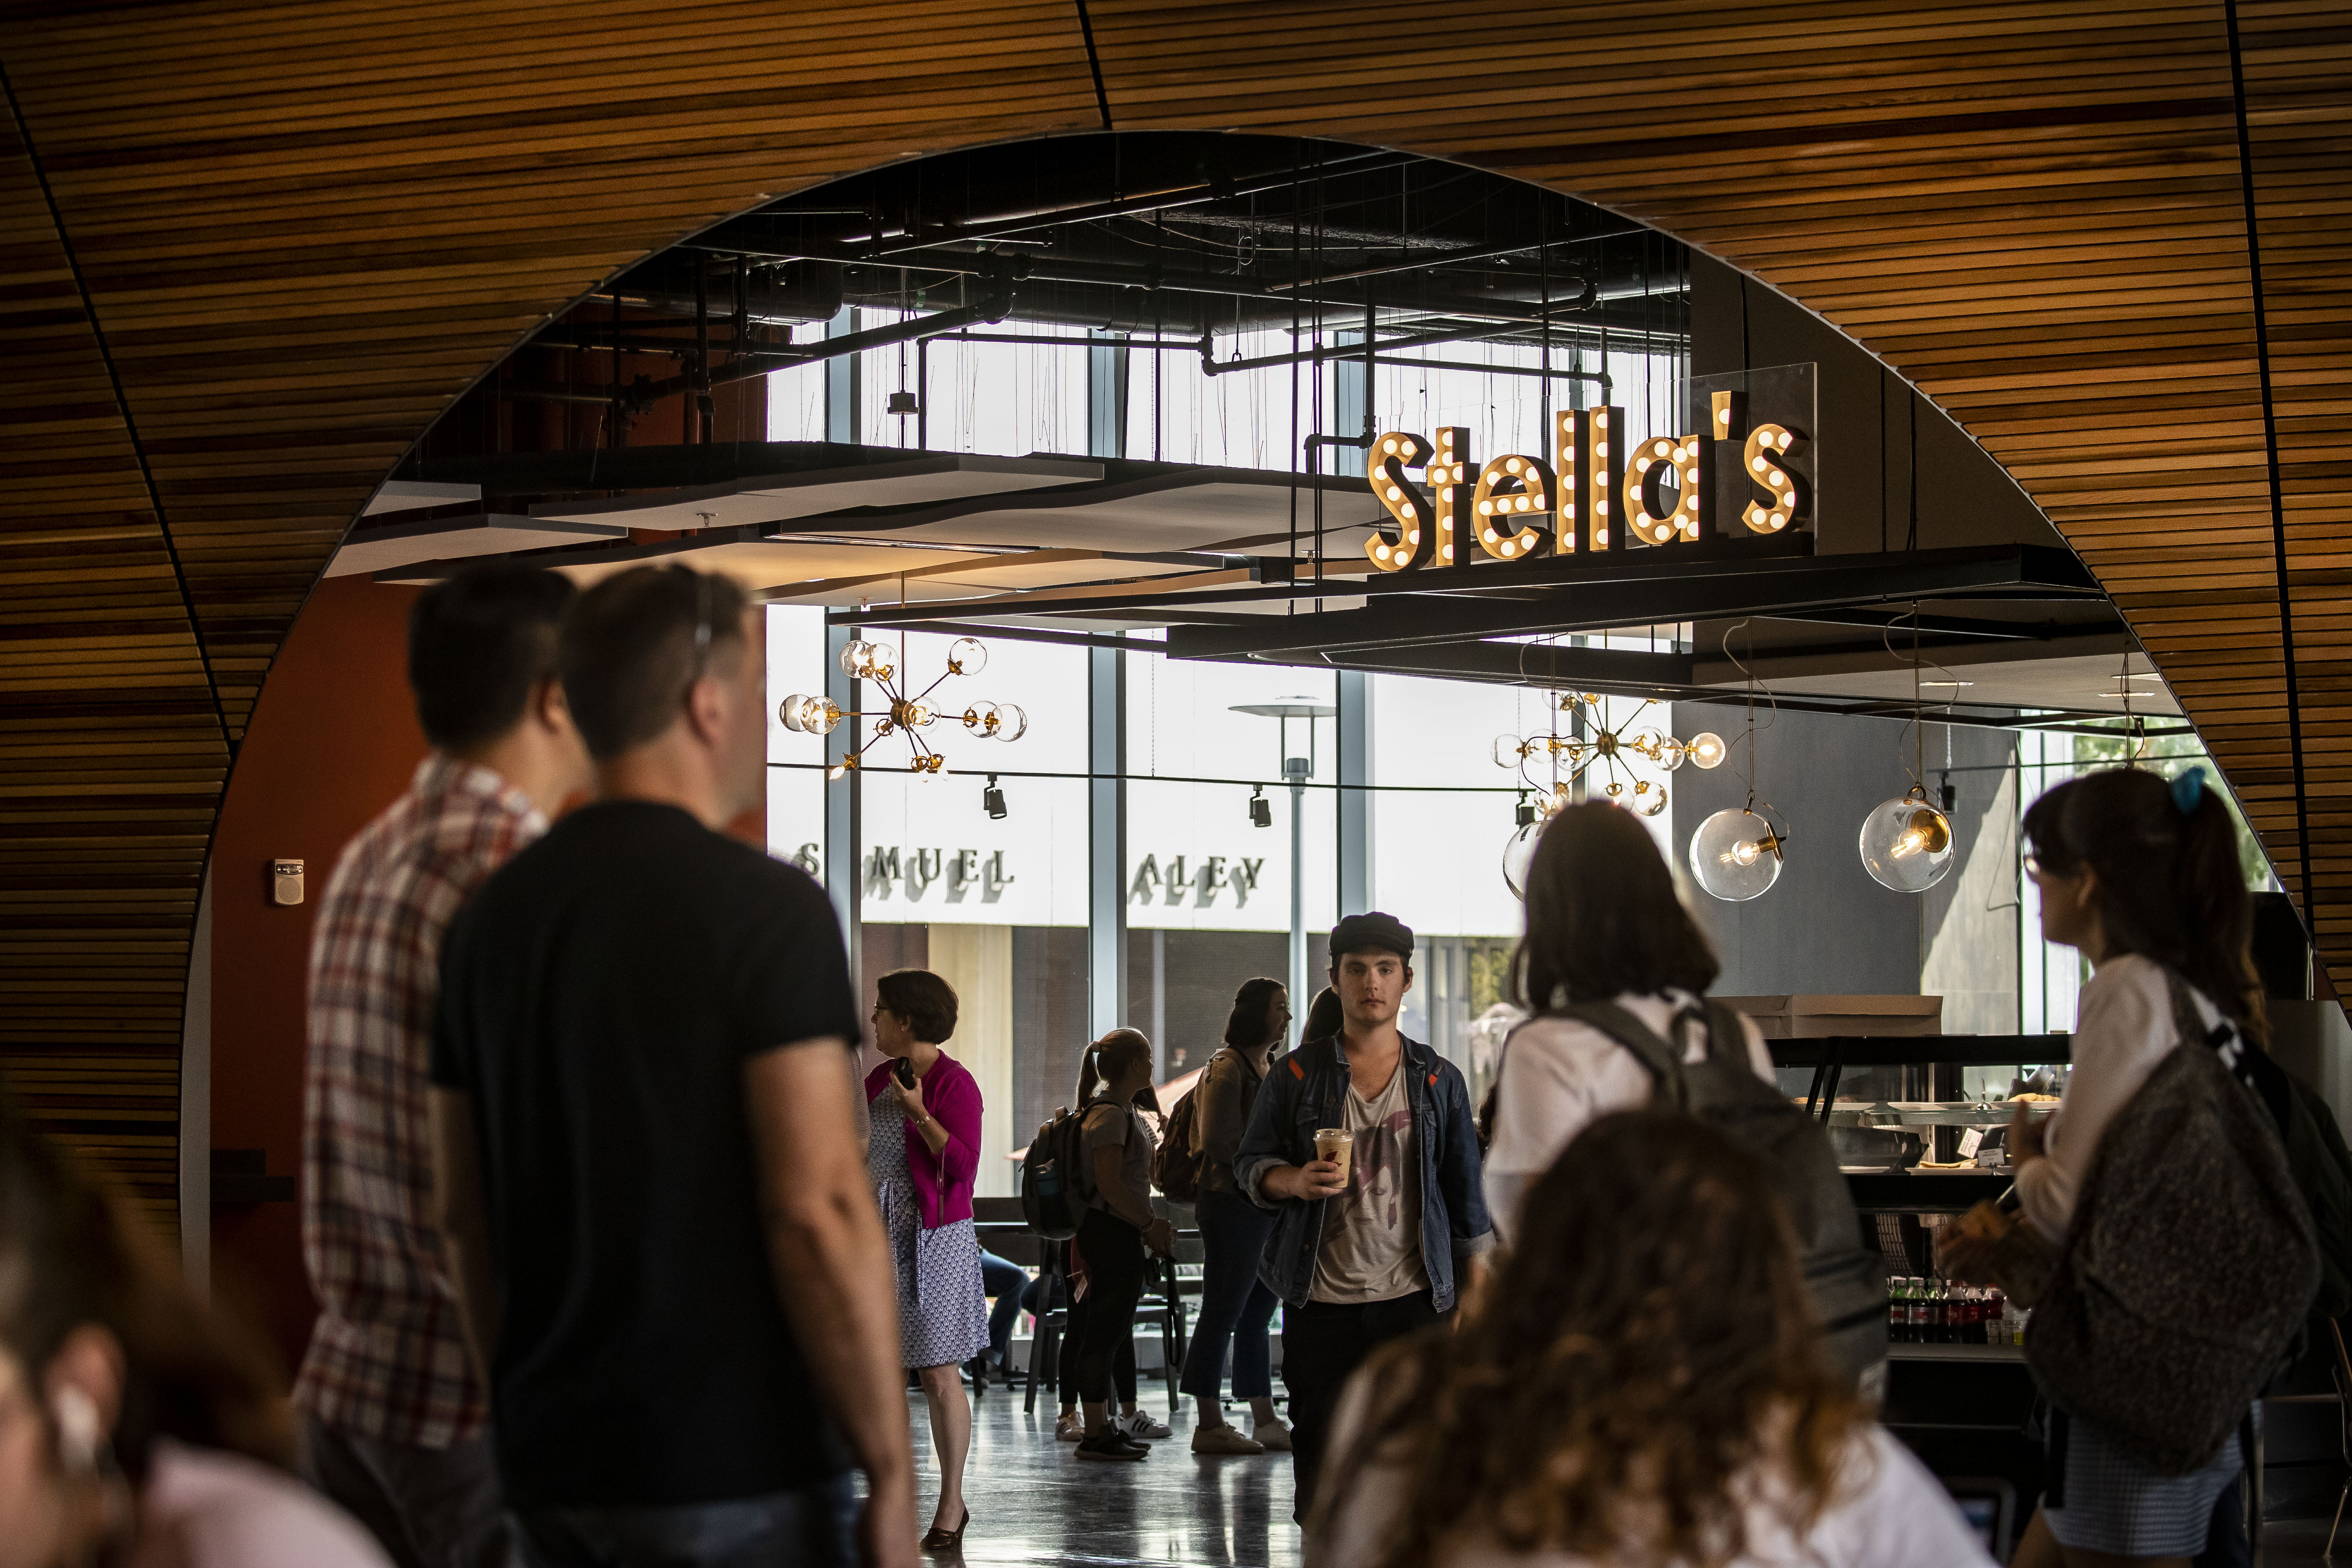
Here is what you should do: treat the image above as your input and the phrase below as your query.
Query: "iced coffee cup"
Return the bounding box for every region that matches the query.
[1314,1127,1354,1185]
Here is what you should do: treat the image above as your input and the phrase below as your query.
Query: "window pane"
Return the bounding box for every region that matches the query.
[1124,649,1337,1069]
[851,631,1089,1197]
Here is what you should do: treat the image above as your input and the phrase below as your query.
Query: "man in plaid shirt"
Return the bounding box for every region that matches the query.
[298,564,591,1568]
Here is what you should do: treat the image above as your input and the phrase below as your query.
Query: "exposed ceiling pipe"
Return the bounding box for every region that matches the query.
[831,149,1411,254]
[686,234,1596,328]
[1200,311,1595,377]
[494,382,629,405]
[1260,228,1647,294]
[622,283,1016,408]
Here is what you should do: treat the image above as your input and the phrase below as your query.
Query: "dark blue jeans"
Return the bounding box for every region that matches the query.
[1179,1187,1280,1402]
[512,1473,855,1568]
[978,1249,1027,1365]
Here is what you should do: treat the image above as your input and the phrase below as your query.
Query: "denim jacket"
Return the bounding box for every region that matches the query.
[1234,1031,1493,1313]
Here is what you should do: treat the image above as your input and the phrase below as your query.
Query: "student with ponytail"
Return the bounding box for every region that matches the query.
[1068,1032,1176,1462]
[1943,765,2287,1568]
[2006,766,2264,1246]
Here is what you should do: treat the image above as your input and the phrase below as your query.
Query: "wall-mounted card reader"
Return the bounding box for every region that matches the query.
[271,859,304,906]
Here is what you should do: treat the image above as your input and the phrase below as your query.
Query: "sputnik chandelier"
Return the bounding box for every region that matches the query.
[1497,695,1725,896]
[778,636,1026,778]
[1497,695,1726,818]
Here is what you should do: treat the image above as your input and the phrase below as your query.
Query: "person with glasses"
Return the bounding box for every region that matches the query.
[430,565,917,1568]
[1944,767,2271,1568]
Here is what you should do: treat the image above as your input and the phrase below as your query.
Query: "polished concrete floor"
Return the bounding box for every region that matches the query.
[910,1383,1302,1568]
[909,1380,2347,1566]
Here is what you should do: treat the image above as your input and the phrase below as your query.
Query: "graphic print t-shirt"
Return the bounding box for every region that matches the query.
[1310,1059,1430,1304]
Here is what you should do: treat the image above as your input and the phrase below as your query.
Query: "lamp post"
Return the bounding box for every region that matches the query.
[1231,697,1338,1023]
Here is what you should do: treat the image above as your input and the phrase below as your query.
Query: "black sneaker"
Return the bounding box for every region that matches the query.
[1075,1431,1149,1462]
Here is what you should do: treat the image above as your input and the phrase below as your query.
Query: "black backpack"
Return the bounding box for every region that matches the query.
[2215,1016,2352,1321]
[1152,1054,1219,1206]
[1523,999,1888,1390]
[1020,1107,1088,1241]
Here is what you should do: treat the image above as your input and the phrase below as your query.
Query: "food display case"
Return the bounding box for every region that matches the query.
[1771,1031,2073,1506]
[1773,1032,2071,1219]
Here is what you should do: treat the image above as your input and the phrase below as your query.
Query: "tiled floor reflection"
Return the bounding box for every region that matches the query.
[908,1384,1303,1568]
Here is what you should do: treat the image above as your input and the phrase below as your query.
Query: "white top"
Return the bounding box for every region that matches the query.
[128,1440,392,1568]
[1316,1391,1993,1568]
[2016,952,2223,1243]
[1482,992,1775,1247]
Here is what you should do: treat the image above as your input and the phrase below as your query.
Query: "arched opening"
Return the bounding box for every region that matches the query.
[209,129,2311,1402]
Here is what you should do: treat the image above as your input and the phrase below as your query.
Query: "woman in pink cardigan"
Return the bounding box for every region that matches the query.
[864,969,986,1553]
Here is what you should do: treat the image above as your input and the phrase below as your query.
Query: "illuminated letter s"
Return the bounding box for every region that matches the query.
[1364,432,1434,573]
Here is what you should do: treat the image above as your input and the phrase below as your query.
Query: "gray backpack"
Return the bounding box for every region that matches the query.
[1534,999,1888,1390]
[2025,974,2319,1474]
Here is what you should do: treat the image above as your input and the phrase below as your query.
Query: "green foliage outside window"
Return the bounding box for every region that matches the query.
[2068,725,2273,890]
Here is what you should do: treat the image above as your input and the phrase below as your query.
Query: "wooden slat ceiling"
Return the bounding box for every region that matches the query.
[0,2,2343,1210]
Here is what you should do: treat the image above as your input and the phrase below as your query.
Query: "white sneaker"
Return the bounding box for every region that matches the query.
[1115,1409,1173,1441]
[1252,1417,1293,1452]
[1054,1412,1084,1442]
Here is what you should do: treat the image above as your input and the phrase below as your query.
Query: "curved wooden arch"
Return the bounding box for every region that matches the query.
[3,3,2343,1199]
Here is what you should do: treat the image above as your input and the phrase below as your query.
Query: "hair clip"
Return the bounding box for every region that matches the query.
[2170,766,2208,815]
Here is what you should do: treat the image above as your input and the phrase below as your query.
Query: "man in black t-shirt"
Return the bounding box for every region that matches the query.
[429,566,916,1568]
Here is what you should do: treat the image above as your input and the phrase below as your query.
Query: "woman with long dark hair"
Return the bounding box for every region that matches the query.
[1309,1110,1990,1568]
[1480,801,1776,1245]
[1067,1030,1175,1463]
[1298,985,1344,1047]
[1177,977,1293,1455]
[0,1092,391,1568]
[1942,766,2266,1567]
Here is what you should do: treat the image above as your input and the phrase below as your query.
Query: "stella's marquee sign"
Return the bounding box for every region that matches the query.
[1361,390,1810,573]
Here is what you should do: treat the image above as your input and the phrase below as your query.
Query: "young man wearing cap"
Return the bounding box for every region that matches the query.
[1234,911,1492,1524]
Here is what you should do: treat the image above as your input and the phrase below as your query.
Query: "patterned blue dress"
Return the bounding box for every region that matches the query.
[867,1096,990,1369]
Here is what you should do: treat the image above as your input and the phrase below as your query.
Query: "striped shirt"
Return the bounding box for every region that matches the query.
[294,756,544,1447]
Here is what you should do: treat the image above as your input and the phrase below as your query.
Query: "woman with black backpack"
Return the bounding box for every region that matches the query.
[1068,1030,1177,1462]
[1941,766,2316,1568]
[1480,801,1779,1245]
[1482,803,1890,1395]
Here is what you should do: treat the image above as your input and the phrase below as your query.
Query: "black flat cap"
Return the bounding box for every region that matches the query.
[1329,911,1414,962]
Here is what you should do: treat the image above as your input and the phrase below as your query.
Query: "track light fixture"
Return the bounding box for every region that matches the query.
[1249,784,1273,829]
[983,774,1007,820]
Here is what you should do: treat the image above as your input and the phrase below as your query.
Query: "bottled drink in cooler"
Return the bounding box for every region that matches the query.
[1888,1277,1908,1343]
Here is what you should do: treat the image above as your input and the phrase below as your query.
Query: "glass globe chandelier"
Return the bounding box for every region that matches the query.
[1857,604,1956,894]
[1687,621,1792,903]
[1858,786,1954,891]
[780,635,1025,778]
[1689,803,1789,901]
